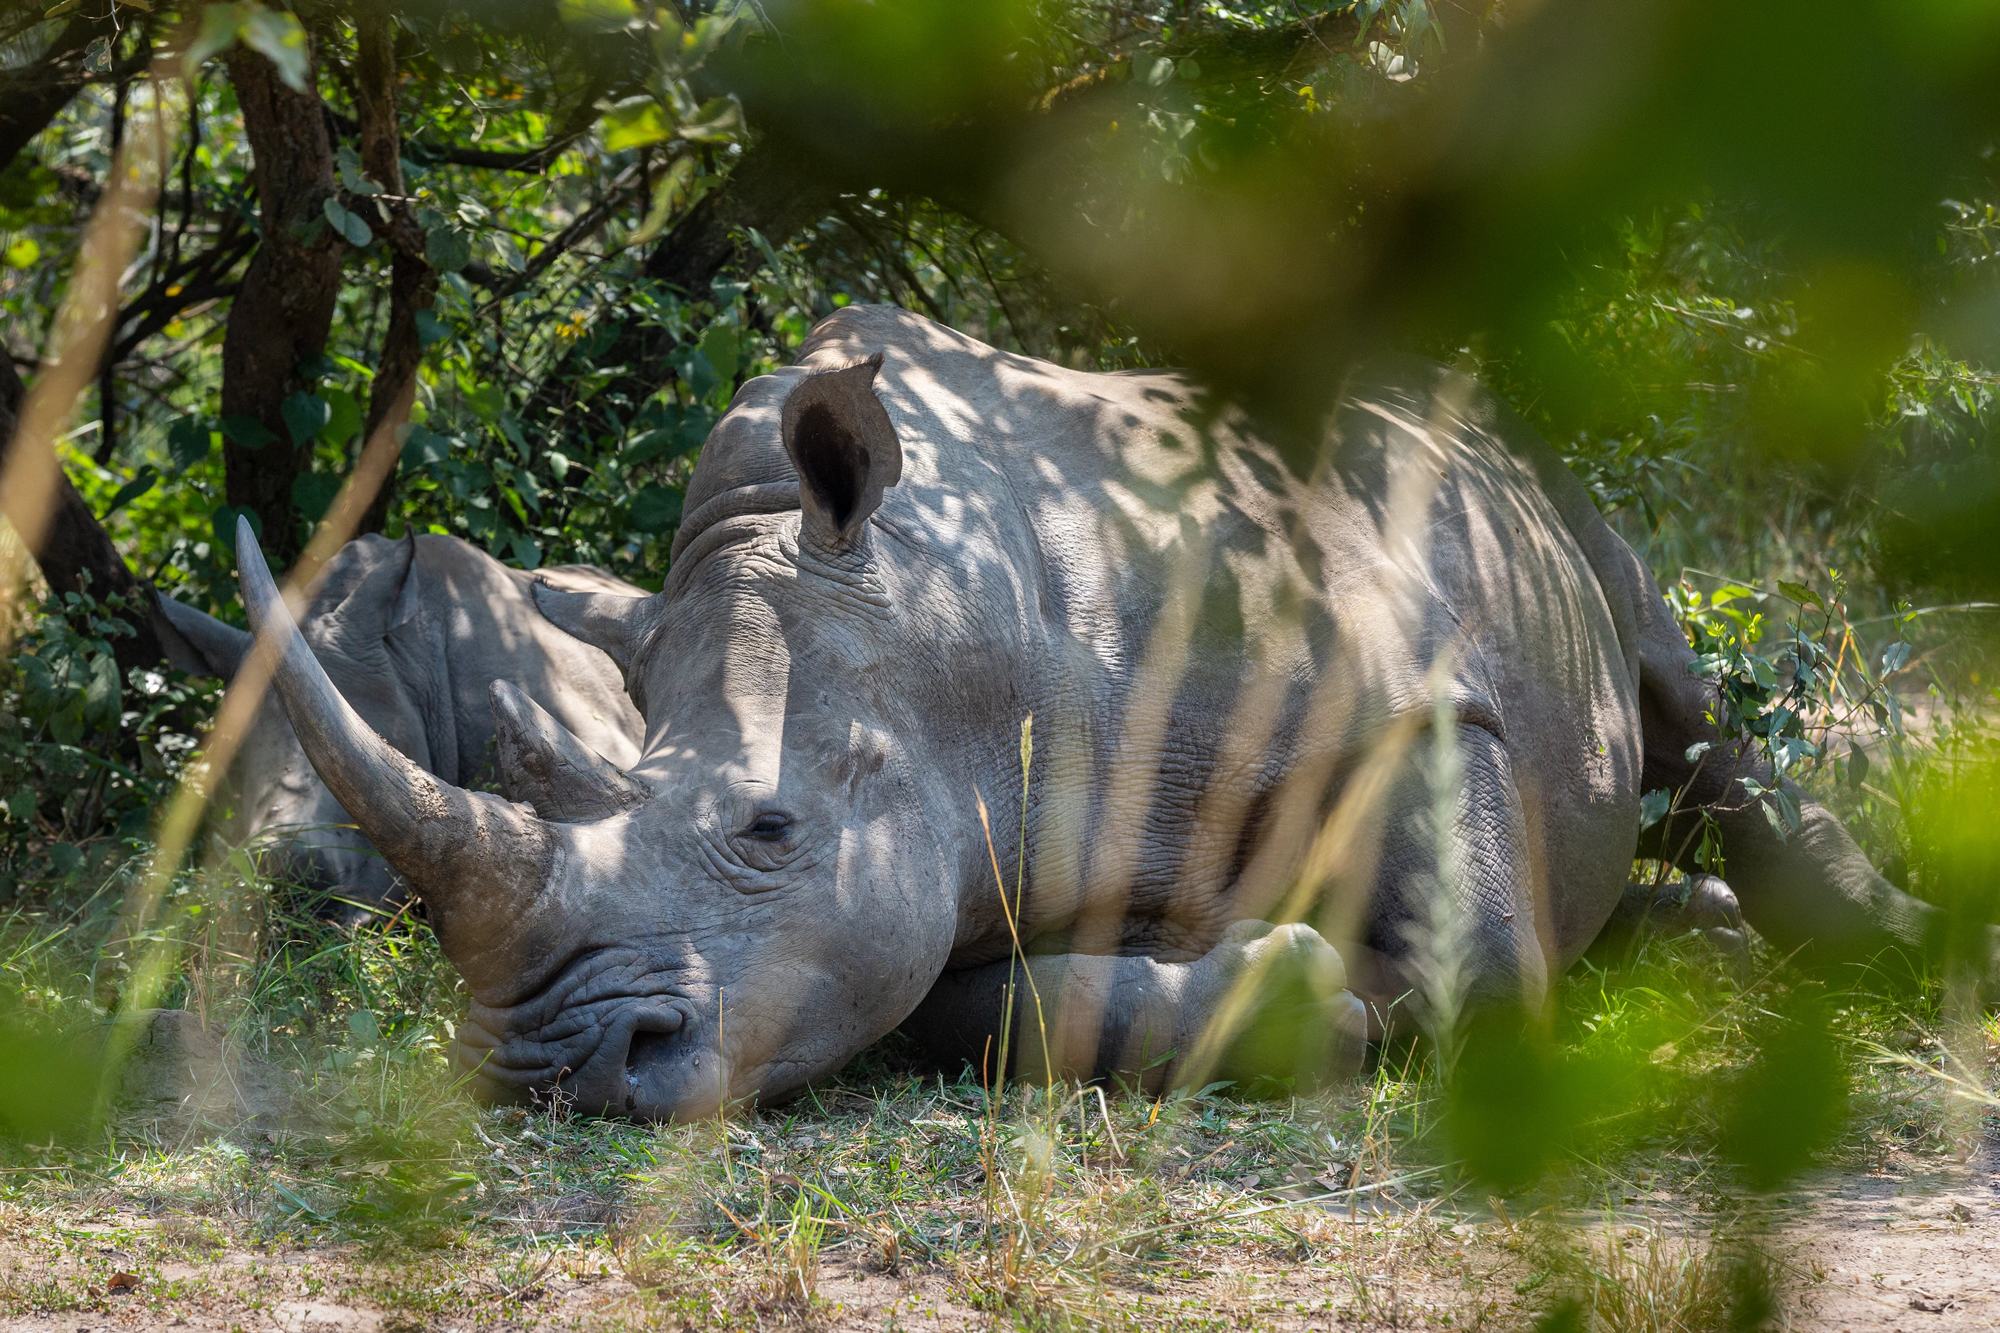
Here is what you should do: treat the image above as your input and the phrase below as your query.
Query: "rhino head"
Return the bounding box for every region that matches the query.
[164,538,431,915]
[239,353,976,1119]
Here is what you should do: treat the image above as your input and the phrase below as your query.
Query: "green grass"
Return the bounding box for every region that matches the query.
[0,855,1992,1330]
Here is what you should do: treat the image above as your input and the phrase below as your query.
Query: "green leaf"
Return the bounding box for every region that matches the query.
[322,387,363,448]
[83,653,120,728]
[1719,1002,1847,1190]
[323,197,373,247]
[1638,787,1671,831]
[413,309,449,349]
[1775,580,1823,610]
[290,470,341,524]
[4,235,38,268]
[698,323,741,385]
[238,7,311,93]
[106,466,159,516]
[335,145,380,197]
[281,391,331,445]
[601,98,671,151]
[182,3,245,80]
[678,96,743,144]
[633,155,696,244]
[629,483,683,534]
[1844,743,1870,791]
[424,224,472,274]
[558,0,637,32]
[400,425,451,471]
[220,415,276,449]
[1880,641,1913,675]
[167,416,213,470]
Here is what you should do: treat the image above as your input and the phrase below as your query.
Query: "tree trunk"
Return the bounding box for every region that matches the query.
[219,42,346,563]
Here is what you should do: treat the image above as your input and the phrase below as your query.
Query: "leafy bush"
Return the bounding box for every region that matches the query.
[0,585,214,899]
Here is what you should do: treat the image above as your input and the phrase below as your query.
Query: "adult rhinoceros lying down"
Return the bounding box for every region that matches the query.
[160,533,643,915]
[235,305,1992,1120]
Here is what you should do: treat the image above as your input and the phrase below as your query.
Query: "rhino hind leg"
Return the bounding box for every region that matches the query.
[1588,874,1750,974]
[1623,561,1999,986]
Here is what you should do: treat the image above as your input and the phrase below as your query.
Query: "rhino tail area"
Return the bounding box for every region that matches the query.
[1596,522,1992,990]
[1425,366,1994,990]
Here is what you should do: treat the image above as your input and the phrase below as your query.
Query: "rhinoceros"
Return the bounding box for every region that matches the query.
[161,533,644,914]
[234,305,1991,1120]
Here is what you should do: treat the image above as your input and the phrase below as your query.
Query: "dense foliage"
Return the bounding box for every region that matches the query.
[1,8,1999,1321]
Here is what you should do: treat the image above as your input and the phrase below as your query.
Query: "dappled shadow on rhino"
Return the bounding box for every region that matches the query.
[162,532,644,920]
[237,306,1998,1121]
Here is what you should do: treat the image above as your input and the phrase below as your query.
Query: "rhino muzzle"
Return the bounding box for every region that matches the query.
[451,992,731,1120]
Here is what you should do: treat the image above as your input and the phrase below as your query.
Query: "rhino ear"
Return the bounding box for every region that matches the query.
[157,593,252,679]
[489,680,648,822]
[531,581,660,679]
[780,352,901,551]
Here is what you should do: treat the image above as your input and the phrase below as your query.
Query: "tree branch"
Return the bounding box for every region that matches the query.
[353,6,435,535]
[0,355,169,675]
[0,9,134,171]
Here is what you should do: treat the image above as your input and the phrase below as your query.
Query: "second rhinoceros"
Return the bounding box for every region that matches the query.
[236,306,1990,1118]
[162,533,644,914]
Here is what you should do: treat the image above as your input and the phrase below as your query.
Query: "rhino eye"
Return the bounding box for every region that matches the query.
[741,812,792,843]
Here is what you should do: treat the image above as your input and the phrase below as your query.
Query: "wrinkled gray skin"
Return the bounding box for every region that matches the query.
[238,306,1997,1120]
[163,534,643,914]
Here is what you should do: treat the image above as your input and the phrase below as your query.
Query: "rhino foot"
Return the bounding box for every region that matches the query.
[1594,874,1751,975]
[1189,920,1370,1090]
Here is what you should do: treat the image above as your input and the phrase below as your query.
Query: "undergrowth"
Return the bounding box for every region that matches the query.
[0,857,1993,1330]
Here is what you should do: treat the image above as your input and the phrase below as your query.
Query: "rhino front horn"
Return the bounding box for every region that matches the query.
[235,518,554,942]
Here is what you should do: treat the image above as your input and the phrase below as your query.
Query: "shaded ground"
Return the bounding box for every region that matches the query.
[3,1050,1996,1331]
[1778,1144,2000,1330]
[4,859,1996,1331]
[8,1157,2000,1330]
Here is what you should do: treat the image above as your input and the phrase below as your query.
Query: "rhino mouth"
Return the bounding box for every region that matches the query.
[453,997,699,1115]
[448,947,711,1116]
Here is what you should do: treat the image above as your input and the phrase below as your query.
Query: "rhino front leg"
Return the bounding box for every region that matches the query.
[902,921,1369,1094]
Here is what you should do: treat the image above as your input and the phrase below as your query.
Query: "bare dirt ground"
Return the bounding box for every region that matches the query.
[1776,1143,2000,1331]
[6,1139,1999,1331]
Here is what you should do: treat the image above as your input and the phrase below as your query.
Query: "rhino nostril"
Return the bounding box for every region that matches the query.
[622,1010,687,1107]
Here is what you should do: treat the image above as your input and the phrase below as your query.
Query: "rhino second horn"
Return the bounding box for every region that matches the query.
[157,592,253,679]
[489,680,648,822]
[234,517,554,938]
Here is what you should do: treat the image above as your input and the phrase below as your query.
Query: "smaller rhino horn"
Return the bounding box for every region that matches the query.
[489,680,647,823]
